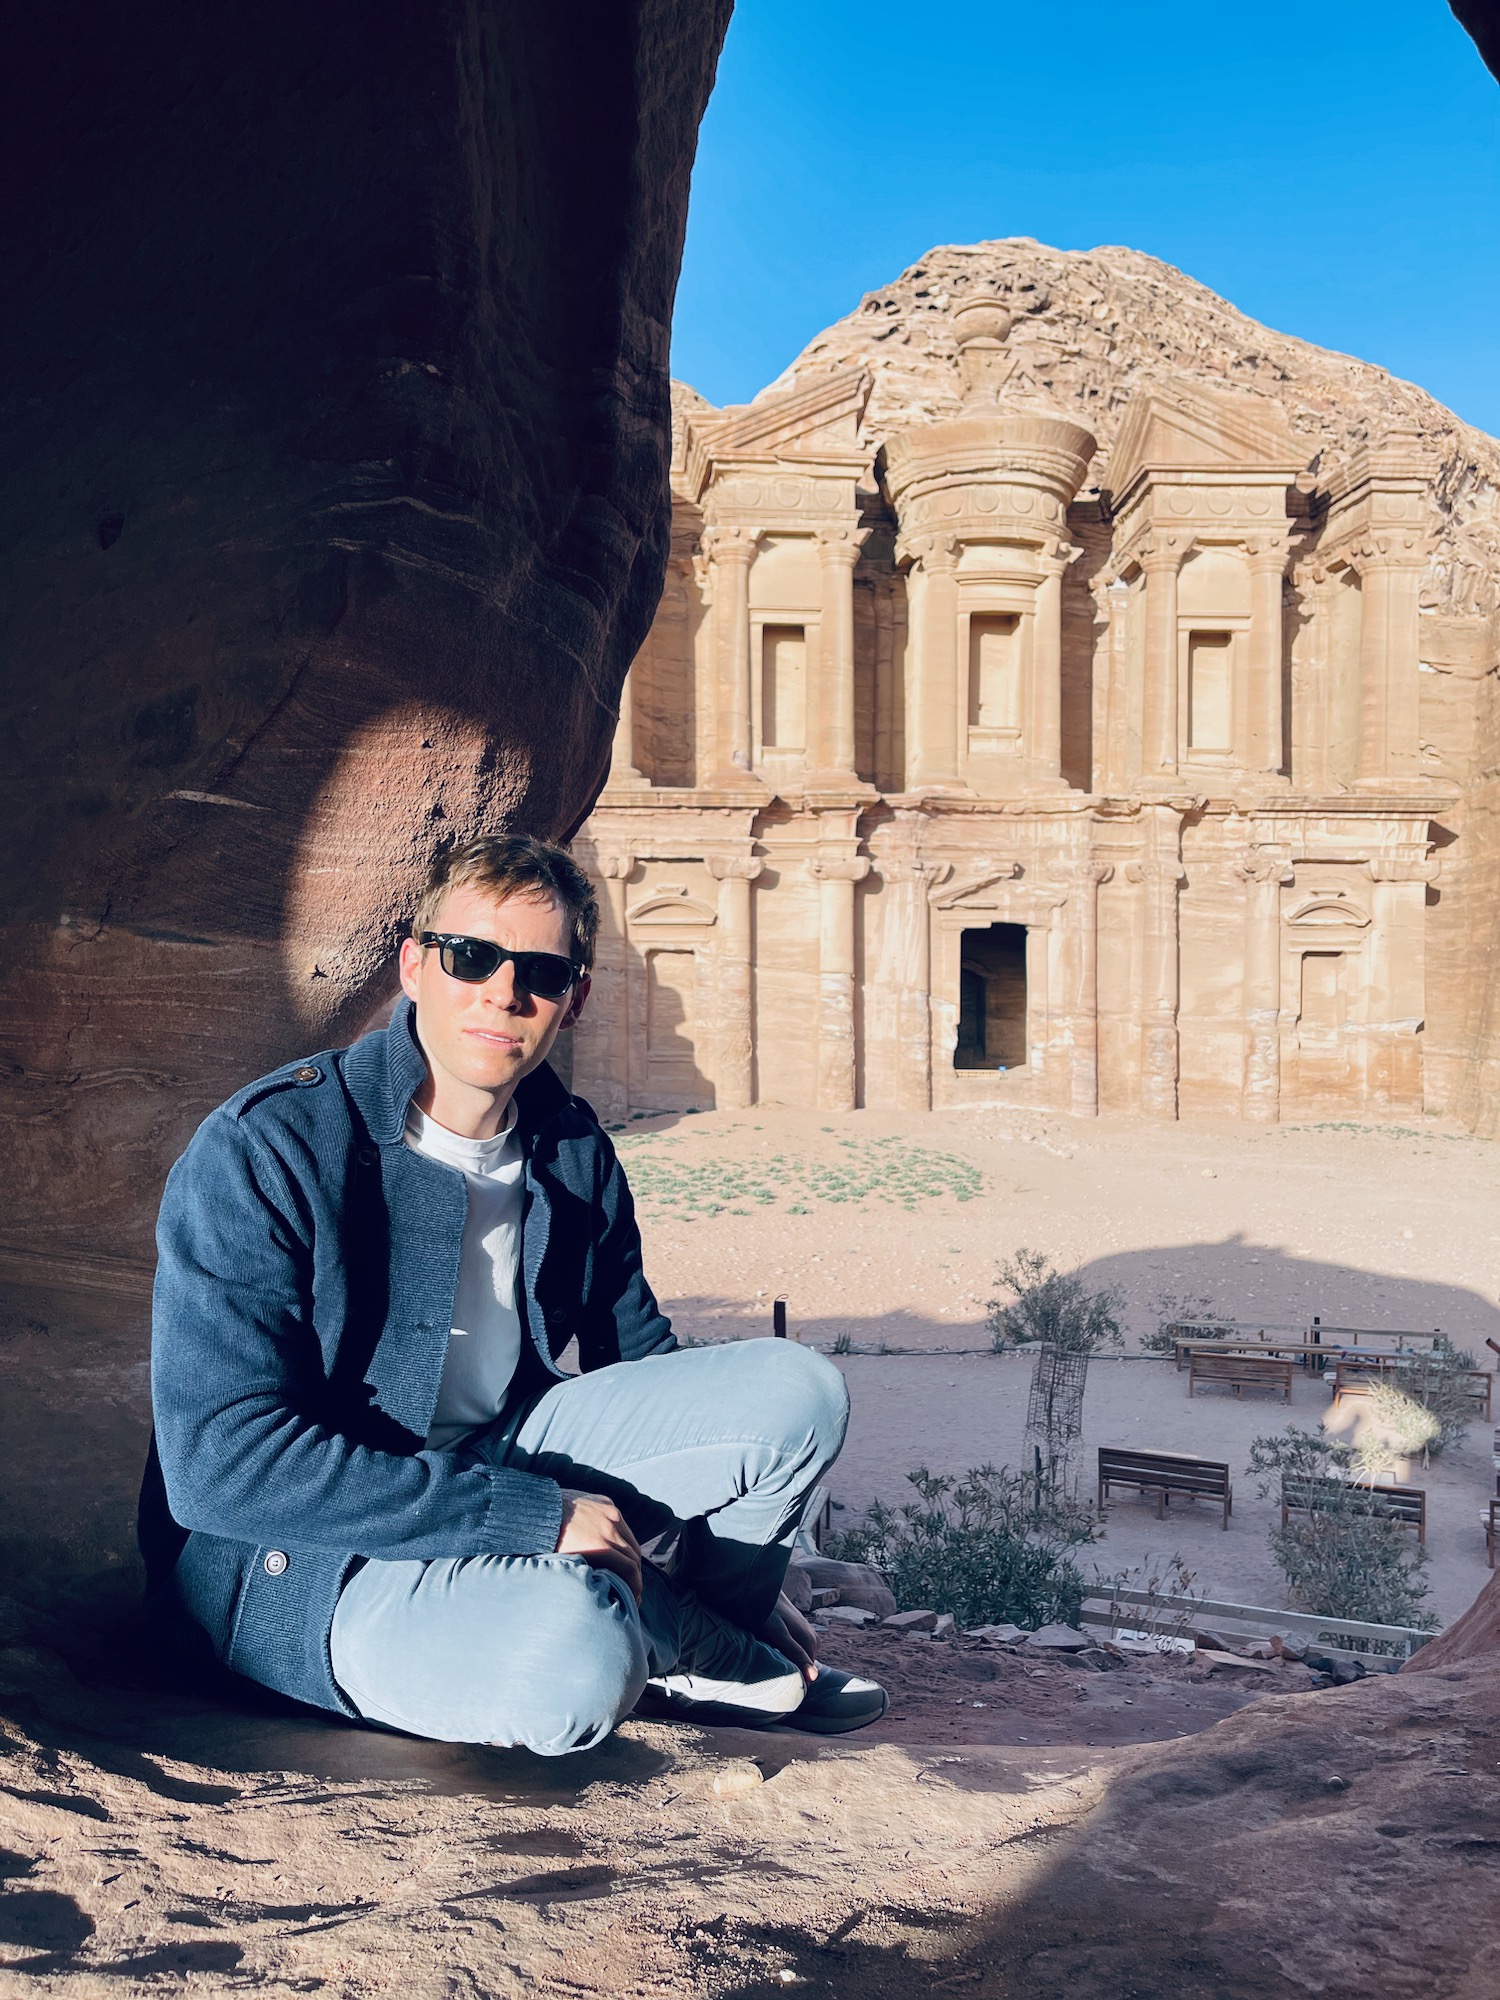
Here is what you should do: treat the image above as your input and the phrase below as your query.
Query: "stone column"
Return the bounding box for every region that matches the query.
[1246,540,1288,776]
[1068,859,1113,1118]
[1030,543,1071,786]
[1366,854,1434,1112]
[1088,572,1122,793]
[814,529,865,780]
[903,535,961,790]
[1128,820,1185,1118]
[706,528,756,778]
[1140,541,1184,778]
[873,576,897,795]
[706,854,762,1110]
[1235,849,1292,1122]
[808,853,871,1111]
[879,853,950,1112]
[1356,553,1424,783]
[607,672,649,788]
[585,852,634,1121]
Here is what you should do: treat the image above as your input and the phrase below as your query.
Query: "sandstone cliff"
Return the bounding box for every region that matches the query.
[0,0,731,1283]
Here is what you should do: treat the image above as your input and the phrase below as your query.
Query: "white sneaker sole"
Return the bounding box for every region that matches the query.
[638,1668,806,1727]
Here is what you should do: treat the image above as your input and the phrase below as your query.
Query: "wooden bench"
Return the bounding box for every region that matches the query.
[1486,1498,1499,1570]
[1098,1446,1232,1530]
[1331,1360,1493,1421]
[1188,1351,1294,1403]
[1281,1474,1427,1544]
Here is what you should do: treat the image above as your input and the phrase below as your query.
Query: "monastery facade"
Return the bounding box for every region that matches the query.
[570,291,1458,1125]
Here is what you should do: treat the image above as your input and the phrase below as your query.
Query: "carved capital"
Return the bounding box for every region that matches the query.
[1244,536,1290,572]
[705,854,764,883]
[1071,859,1115,890]
[896,531,958,573]
[879,856,953,890]
[596,853,636,881]
[1037,538,1084,578]
[1136,535,1189,574]
[700,524,759,565]
[1124,860,1187,889]
[809,855,872,884]
[814,526,870,567]
[1233,848,1294,886]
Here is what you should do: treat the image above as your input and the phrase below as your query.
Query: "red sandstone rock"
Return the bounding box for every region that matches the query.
[0,0,730,1285]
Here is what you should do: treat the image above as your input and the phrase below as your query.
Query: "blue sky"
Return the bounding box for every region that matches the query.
[671,1,1500,434]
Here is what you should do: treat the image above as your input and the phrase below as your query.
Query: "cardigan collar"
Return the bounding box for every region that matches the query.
[350,996,570,1147]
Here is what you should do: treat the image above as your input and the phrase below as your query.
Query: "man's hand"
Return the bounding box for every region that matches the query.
[759,1591,821,1682]
[556,1490,642,1602]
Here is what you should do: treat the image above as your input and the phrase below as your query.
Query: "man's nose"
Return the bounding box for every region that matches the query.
[482,960,525,1009]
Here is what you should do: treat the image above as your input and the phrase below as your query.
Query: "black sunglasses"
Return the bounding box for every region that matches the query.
[420,932,581,999]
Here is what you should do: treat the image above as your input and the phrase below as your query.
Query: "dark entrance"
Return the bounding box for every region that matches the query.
[955,924,1027,1071]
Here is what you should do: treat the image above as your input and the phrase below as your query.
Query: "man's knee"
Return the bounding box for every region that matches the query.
[738,1338,850,1462]
[333,1556,648,1757]
[500,1566,649,1756]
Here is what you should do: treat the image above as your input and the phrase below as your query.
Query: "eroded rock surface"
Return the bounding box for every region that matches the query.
[1,1620,1496,1997]
[0,0,730,1284]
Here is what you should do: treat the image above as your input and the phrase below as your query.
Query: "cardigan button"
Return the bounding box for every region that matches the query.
[263,1550,289,1576]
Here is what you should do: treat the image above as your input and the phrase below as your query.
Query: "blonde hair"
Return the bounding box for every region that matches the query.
[413,834,599,968]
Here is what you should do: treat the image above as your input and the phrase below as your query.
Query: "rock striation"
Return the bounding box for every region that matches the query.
[0,0,730,1286]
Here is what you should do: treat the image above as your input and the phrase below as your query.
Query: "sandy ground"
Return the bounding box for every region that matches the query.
[622,1101,1500,1629]
[5,1103,1500,1993]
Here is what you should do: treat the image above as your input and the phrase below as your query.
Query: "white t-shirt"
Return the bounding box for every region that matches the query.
[403,1100,526,1450]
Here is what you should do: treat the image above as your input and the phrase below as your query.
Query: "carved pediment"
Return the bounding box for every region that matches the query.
[930,865,1024,909]
[626,886,718,926]
[684,373,872,496]
[1286,894,1371,929]
[1108,381,1304,501]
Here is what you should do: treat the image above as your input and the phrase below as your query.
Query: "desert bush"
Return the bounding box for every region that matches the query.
[1138,1286,1235,1356]
[1247,1427,1436,1629]
[1358,1381,1441,1476]
[987,1249,1125,1355]
[1363,1339,1478,1464]
[823,1463,1098,1630]
[1093,1552,1204,1646]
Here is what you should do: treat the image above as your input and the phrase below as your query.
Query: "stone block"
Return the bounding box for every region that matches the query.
[881,1609,938,1634]
[1023,1624,1092,1651]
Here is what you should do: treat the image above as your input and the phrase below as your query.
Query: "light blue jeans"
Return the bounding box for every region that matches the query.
[330,1340,848,1755]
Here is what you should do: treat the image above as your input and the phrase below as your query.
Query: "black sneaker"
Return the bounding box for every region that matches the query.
[782,1665,888,1734]
[634,1593,806,1728]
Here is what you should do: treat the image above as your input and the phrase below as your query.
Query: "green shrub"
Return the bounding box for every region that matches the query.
[987,1249,1124,1355]
[823,1464,1099,1630]
[1368,1339,1478,1462]
[1247,1427,1436,1628]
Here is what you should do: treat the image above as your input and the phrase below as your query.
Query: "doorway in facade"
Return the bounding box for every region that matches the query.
[955,924,1028,1071]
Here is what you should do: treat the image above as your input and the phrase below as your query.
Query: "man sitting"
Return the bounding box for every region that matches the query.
[140,833,886,1754]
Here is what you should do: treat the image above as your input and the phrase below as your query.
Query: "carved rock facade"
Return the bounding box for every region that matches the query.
[573,246,1498,1125]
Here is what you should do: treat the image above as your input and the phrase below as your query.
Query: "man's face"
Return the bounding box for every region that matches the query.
[398,884,590,1108]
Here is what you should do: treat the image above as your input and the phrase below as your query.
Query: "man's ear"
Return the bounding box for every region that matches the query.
[397,935,424,1004]
[560,972,592,1029]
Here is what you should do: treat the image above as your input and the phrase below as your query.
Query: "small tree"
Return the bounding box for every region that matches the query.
[987,1250,1125,1355]
[1366,1339,1477,1463]
[824,1463,1099,1631]
[1247,1427,1436,1629]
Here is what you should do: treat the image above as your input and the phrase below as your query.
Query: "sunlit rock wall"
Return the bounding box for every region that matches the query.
[0,0,730,1285]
